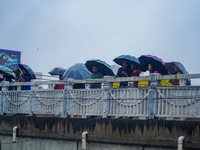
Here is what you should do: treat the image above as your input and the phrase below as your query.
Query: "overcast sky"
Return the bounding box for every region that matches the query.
[0,0,200,80]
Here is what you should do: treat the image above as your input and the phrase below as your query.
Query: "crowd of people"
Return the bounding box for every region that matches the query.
[88,60,184,89]
[0,68,32,91]
[0,55,188,90]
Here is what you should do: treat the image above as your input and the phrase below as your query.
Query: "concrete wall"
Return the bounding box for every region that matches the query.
[0,136,176,150]
[0,116,199,150]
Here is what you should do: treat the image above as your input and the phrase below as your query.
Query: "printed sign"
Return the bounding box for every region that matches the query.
[0,49,21,70]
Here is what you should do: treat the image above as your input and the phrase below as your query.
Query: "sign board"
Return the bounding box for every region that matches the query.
[0,49,21,70]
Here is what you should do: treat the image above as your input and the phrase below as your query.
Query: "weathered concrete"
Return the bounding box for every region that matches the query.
[0,116,200,150]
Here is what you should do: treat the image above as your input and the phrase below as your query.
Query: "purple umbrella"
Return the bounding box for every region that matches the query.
[138,55,169,75]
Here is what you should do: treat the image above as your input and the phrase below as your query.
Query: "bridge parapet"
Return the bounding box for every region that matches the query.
[0,73,200,119]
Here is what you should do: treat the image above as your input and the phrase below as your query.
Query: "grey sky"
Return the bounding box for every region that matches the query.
[0,0,200,80]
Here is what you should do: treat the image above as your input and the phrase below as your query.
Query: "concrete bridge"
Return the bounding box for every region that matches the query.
[0,73,200,149]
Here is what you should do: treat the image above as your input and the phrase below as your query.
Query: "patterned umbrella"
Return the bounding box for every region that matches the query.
[49,67,66,76]
[19,64,36,79]
[138,55,169,75]
[113,55,140,69]
[85,59,114,76]
[0,65,16,78]
[62,63,91,79]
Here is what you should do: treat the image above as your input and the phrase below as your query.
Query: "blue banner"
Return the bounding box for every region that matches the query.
[0,49,21,71]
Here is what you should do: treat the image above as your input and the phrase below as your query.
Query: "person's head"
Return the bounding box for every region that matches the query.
[14,69,21,76]
[122,60,128,68]
[130,63,136,70]
[92,66,98,73]
[148,64,152,71]
[59,75,63,80]
[174,65,180,73]
[22,69,27,75]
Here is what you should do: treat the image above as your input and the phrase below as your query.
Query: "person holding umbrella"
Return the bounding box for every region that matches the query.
[62,63,92,89]
[85,59,114,89]
[130,63,141,87]
[1,71,13,90]
[49,67,66,90]
[114,60,130,87]
[90,66,103,88]
[18,64,36,90]
[113,55,140,87]
[138,55,169,75]
[12,69,21,90]
[0,65,16,90]
[18,69,32,90]
[148,63,159,74]
[165,62,190,86]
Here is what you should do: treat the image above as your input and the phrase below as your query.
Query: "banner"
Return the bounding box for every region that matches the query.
[0,49,21,70]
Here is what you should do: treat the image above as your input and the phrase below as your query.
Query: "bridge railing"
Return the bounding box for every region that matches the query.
[0,73,200,119]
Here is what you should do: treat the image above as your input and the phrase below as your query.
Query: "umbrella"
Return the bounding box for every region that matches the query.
[85,59,114,76]
[138,55,169,75]
[19,64,36,79]
[113,55,140,69]
[49,67,66,76]
[62,63,92,79]
[165,62,191,85]
[0,65,16,78]
[164,62,189,74]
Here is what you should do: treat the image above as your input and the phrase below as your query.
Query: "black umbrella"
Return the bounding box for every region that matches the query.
[138,55,169,75]
[49,67,66,76]
[19,64,36,79]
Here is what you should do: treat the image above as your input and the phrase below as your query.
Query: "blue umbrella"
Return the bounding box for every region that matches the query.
[62,63,91,79]
[0,65,16,78]
[85,59,114,76]
[19,64,36,79]
[113,55,140,69]
[49,67,66,76]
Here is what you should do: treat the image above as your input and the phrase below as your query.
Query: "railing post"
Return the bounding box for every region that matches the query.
[63,78,73,117]
[179,79,187,86]
[1,81,8,115]
[149,74,160,119]
[103,76,112,118]
[29,80,37,116]
[85,83,90,89]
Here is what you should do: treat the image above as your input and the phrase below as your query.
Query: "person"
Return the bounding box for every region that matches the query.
[1,71,13,90]
[148,63,159,86]
[54,75,64,90]
[170,65,182,86]
[18,69,32,90]
[148,63,159,74]
[90,66,103,88]
[130,63,141,87]
[0,71,3,91]
[12,69,21,90]
[114,60,131,87]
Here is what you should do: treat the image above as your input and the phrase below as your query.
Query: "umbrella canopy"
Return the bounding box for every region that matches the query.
[19,64,36,79]
[49,67,66,76]
[138,55,169,75]
[85,59,114,76]
[62,63,92,79]
[113,55,140,68]
[164,62,189,74]
[0,65,16,78]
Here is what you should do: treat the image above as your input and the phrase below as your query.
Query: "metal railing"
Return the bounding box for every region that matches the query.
[0,73,200,119]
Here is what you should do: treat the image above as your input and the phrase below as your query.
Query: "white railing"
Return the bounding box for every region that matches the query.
[0,73,200,119]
